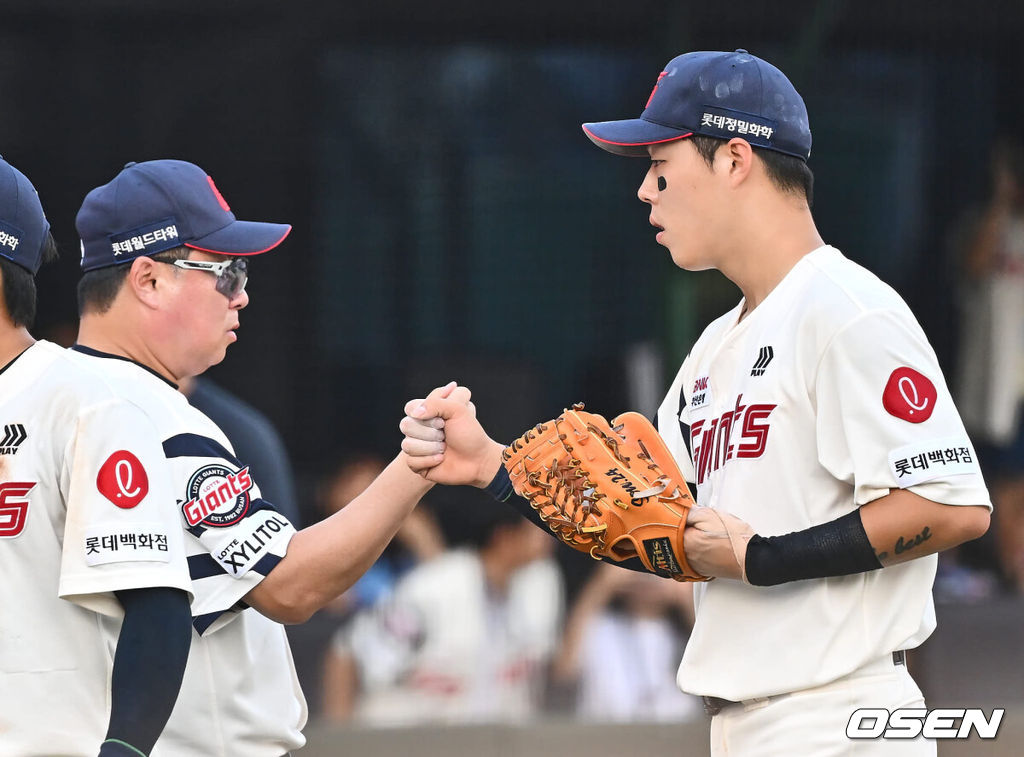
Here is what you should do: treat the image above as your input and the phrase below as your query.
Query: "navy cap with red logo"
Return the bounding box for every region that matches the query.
[76,159,291,272]
[0,156,50,275]
[582,49,812,161]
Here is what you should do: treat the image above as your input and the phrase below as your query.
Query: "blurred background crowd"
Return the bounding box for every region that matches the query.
[8,0,1024,739]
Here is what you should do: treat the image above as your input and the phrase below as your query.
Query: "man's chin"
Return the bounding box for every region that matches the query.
[669,248,713,272]
[195,347,229,375]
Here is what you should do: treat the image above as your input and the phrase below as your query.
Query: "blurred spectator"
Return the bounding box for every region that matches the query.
[551,563,701,722]
[293,453,445,719]
[178,374,301,527]
[320,454,445,611]
[951,135,1024,592]
[327,509,563,725]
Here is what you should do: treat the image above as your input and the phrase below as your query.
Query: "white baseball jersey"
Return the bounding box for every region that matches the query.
[338,550,563,725]
[656,246,991,702]
[0,341,192,756]
[63,346,307,756]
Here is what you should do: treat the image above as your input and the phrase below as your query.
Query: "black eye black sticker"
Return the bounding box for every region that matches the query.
[658,176,667,191]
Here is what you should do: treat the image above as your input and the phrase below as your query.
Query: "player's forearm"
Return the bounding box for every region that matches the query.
[859,489,990,567]
[744,490,990,586]
[247,454,432,623]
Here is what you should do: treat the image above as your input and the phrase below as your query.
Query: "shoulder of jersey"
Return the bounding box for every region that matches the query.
[786,248,917,344]
[20,341,111,397]
[799,248,914,330]
[45,343,173,412]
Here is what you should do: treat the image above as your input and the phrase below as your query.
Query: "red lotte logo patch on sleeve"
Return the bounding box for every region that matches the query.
[96,451,150,509]
[883,367,937,424]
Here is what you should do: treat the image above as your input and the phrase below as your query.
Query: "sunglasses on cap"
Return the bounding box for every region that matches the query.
[156,256,249,298]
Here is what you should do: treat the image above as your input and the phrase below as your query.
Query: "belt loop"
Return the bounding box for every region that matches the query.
[892,650,906,667]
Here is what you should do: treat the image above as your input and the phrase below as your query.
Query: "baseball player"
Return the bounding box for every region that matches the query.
[4,158,451,756]
[0,157,193,757]
[399,50,992,755]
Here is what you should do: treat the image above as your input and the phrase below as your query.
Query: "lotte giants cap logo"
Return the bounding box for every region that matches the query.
[883,367,937,424]
[582,49,812,161]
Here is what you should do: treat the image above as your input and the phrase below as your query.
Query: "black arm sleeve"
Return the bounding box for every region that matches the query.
[100,587,193,756]
[744,508,883,586]
[487,464,652,576]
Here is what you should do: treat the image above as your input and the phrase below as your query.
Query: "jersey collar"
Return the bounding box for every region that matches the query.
[71,344,179,389]
[0,345,32,377]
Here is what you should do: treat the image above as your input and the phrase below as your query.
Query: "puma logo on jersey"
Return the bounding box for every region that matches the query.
[0,423,27,455]
[750,346,774,376]
[690,394,777,484]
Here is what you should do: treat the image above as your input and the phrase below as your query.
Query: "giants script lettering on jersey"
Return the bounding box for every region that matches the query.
[0,482,35,538]
[690,394,777,484]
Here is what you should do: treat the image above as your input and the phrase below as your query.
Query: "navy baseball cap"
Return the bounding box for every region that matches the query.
[77,159,291,272]
[583,49,812,160]
[0,156,50,275]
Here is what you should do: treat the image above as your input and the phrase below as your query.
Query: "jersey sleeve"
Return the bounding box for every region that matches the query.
[814,309,992,509]
[58,399,193,617]
[162,432,297,634]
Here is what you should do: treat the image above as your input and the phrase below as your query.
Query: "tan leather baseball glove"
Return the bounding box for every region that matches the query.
[502,404,707,581]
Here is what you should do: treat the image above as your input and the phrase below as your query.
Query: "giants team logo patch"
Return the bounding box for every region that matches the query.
[883,367,937,424]
[97,451,149,509]
[182,464,253,528]
[0,482,34,538]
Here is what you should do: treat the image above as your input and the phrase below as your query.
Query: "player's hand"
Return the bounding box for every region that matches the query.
[400,383,505,488]
[683,507,755,581]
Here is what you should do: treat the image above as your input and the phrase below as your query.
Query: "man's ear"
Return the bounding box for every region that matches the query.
[723,138,755,187]
[125,256,165,309]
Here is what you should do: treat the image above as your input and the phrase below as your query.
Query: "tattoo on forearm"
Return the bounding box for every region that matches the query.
[893,526,932,556]
[876,550,889,562]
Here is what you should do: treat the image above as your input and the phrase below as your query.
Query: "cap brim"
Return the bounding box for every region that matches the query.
[582,119,693,157]
[185,219,292,256]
